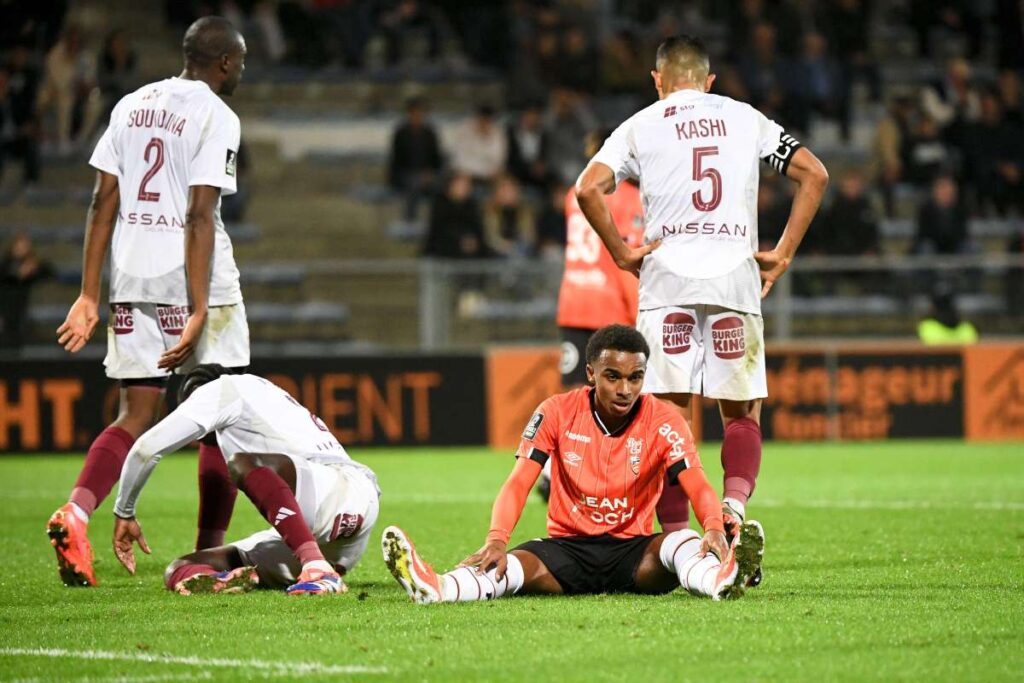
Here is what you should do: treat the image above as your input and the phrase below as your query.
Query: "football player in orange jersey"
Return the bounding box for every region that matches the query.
[382,325,764,603]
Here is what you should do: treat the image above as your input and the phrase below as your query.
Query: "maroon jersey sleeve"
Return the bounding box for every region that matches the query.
[514,396,562,466]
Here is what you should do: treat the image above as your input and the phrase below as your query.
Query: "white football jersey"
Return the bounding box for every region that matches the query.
[591,88,799,314]
[89,77,243,306]
[174,374,355,466]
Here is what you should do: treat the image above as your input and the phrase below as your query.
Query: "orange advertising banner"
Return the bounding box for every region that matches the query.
[964,344,1024,440]
[486,347,563,450]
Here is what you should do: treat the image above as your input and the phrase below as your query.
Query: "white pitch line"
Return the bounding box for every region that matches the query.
[0,648,386,676]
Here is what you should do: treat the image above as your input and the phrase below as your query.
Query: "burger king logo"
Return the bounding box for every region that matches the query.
[712,316,745,359]
[662,312,696,355]
[113,305,133,335]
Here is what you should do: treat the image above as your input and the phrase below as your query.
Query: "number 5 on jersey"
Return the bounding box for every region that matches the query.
[692,146,722,212]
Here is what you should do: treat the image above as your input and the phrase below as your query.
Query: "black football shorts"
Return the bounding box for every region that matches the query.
[514,534,670,595]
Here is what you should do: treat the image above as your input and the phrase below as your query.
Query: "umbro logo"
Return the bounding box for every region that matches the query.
[564,452,583,467]
[273,507,296,525]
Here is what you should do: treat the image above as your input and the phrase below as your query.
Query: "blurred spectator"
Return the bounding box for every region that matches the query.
[388,97,443,222]
[506,103,550,192]
[223,0,287,64]
[0,233,52,349]
[97,29,137,120]
[910,0,982,59]
[36,25,102,154]
[917,284,978,345]
[448,104,507,186]
[914,176,970,254]
[961,90,1024,216]
[996,0,1024,70]
[997,70,1023,126]
[870,95,916,215]
[557,25,598,94]
[483,175,535,257]
[920,58,980,135]
[423,172,489,258]
[535,182,568,257]
[0,54,41,186]
[727,0,803,59]
[377,0,443,66]
[1007,230,1024,314]
[735,23,796,130]
[903,115,952,188]
[601,29,648,97]
[819,0,880,102]
[816,171,879,255]
[543,89,597,185]
[792,32,849,140]
[756,177,790,250]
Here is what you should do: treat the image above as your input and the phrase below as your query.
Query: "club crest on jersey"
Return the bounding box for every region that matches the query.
[627,437,643,475]
[225,149,237,177]
[523,412,544,440]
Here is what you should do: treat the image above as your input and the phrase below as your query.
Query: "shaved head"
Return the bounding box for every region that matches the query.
[183,16,243,68]
[655,35,710,85]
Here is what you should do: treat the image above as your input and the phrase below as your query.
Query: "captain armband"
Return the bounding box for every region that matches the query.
[764,133,802,174]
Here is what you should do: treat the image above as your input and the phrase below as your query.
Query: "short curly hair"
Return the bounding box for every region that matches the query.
[585,324,650,364]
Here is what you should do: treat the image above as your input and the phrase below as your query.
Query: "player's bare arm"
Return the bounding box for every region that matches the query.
[158,184,220,370]
[575,162,660,276]
[459,456,542,580]
[755,147,829,298]
[57,171,119,353]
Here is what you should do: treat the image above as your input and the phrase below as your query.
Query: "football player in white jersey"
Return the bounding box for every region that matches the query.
[110,365,381,596]
[47,17,251,587]
[576,35,829,573]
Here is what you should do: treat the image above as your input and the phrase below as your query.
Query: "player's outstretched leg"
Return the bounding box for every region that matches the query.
[47,385,164,586]
[227,452,343,596]
[382,526,525,604]
[658,522,765,601]
[165,547,260,596]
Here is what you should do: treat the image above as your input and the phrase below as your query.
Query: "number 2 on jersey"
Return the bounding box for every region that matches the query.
[137,138,165,202]
[691,146,722,212]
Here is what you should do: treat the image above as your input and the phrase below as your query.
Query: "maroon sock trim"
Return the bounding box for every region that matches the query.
[166,563,217,590]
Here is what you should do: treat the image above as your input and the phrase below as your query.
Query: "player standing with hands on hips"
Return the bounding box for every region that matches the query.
[47,17,251,587]
[576,35,828,574]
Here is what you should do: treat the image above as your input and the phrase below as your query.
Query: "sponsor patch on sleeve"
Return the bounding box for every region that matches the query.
[522,412,544,440]
[225,149,237,177]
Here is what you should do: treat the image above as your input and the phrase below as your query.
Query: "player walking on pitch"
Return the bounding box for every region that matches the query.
[47,17,251,586]
[111,365,380,596]
[383,325,764,603]
[576,36,828,551]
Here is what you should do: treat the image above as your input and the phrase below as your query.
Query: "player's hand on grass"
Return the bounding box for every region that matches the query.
[701,529,729,562]
[158,308,207,370]
[459,540,509,580]
[113,515,151,575]
[56,295,100,353]
[754,249,792,299]
[614,240,661,277]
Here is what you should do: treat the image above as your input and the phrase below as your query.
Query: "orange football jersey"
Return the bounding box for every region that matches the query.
[515,387,702,539]
[555,183,644,329]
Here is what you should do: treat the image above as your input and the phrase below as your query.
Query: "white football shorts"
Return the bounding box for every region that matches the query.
[103,302,250,379]
[232,457,380,587]
[637,304,767,401]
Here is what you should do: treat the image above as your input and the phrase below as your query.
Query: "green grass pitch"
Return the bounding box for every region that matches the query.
[1,442,1022,681]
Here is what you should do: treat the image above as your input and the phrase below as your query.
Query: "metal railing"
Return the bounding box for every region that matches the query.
[298,253,1024,349]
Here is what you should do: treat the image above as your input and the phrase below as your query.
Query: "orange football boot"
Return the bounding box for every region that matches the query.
[47,504,97,587]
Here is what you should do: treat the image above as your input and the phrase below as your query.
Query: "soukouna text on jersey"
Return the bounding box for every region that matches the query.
[126,108,187,137]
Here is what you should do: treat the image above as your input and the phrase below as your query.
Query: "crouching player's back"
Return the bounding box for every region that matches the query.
[382,324,764,602]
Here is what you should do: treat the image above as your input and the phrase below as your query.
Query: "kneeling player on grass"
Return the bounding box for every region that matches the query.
[110,365,380,596]
[383,324,764,603]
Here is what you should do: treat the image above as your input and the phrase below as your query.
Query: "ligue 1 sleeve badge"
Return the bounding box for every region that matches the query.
[627,437,643,475]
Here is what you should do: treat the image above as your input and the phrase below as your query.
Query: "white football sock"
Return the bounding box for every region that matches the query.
[659,529,721,598]
[70,502,89,523]
[301,559,335,575]
[722,497,746,519]
[440,555,524,602]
